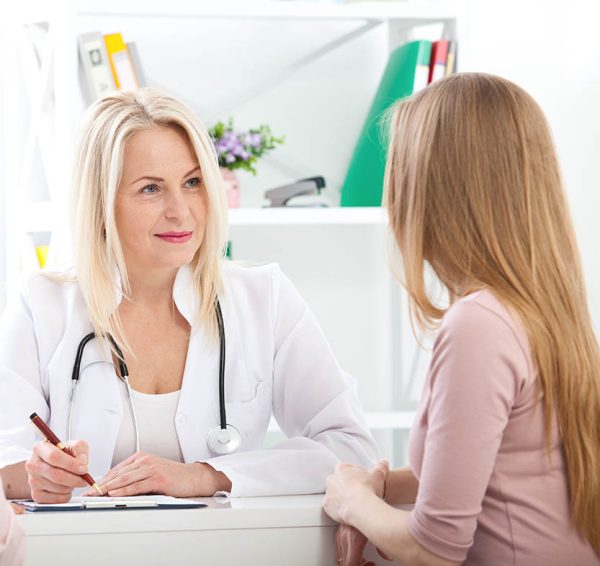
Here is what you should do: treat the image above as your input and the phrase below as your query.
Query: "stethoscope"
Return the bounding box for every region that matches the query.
[66,300,242,456]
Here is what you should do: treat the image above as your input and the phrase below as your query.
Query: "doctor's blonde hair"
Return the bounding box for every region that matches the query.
[72,88,227,352]
[385,72,600,554]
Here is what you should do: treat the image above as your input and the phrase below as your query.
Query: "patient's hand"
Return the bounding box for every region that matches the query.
[336,525,375,566]
[84,452,231,497]
[10,503,25,515]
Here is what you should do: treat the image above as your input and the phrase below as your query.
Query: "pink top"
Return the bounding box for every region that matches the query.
[0,485,24,566]
[408,290,599,565]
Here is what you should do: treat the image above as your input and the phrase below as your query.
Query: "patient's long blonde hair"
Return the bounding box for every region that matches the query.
[72,88,228,352]
[385,72,600,553]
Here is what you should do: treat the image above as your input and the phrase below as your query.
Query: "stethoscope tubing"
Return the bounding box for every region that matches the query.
[67,331,141,452]
[215,299,227,431]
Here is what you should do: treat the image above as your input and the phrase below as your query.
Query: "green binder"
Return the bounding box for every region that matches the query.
[341,40,432,207]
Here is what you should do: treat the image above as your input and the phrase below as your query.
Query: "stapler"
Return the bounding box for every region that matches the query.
[264,176,327,207]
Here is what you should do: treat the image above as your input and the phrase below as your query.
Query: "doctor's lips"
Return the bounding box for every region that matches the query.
[155,231,193,244]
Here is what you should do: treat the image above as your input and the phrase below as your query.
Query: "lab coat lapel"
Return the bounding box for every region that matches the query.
[173,264,263,462]
[172,264,195,325]
[177,326,221,462]
[172,265,221,462]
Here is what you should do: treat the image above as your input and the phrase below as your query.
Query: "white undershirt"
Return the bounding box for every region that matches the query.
[111,380,185,467]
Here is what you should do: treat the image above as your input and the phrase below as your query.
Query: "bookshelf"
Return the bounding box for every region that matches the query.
[21,202,389,230]
[229,206,388,226]
[1,0,459,465]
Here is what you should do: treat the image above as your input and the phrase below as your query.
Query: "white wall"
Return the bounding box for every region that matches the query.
[460,0,600,330]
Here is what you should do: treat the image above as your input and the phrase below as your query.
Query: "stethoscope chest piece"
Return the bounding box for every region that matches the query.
[207,424,242,455]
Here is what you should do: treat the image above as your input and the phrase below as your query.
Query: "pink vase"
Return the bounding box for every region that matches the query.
[220,167,240,208]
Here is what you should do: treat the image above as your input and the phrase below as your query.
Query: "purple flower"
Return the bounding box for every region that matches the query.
[225,154,236,164]
[247,133,262,147]
[232,142,247,157]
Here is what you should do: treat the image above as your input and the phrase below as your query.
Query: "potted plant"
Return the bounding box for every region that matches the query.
[210,118,284,207]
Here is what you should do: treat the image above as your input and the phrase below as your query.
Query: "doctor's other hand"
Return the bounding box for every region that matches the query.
[86,451,232,497]
[25,439,90,503]
[323,459,389,525]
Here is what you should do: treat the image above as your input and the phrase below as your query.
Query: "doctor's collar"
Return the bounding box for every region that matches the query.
[113,263,196,325]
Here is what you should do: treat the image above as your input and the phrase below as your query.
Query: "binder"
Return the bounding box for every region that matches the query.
[341,40,432,207]
[14,495,206,512]
[78,32,116,102]
[445,40,458,76]
[104,33,140,90]
[127,42,146,87]
[35,245,48,269]
[428,40,449,84]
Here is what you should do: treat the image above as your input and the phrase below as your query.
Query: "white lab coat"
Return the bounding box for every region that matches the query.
[0,261,378,496]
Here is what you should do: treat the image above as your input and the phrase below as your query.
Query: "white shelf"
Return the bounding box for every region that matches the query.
[23,202,387,232]
[229,206,388,226]
[268,411,415,432]
[75,0,458,21]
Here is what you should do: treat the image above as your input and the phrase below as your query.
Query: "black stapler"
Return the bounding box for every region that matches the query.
[264,176,327,207]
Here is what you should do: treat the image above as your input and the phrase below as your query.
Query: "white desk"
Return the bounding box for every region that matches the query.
[17,494,387,565]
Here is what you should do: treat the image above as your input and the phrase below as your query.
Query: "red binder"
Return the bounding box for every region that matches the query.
[428,40,450,84]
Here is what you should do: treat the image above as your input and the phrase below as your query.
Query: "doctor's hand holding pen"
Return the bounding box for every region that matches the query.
[25,413,101,503]
[25,439,92,504]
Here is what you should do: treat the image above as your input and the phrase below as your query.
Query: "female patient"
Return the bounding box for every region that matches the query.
[0,88,378,503]
[324,73,600,565]
[0,485,23,566]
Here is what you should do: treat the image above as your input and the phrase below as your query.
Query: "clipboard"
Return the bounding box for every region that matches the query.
[14,495,207,512]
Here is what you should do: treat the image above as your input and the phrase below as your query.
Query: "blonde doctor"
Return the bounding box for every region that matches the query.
[0,89,378,503]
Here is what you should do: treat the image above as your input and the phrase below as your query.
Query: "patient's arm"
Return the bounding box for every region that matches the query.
[385,466,419,505]
[0,462,30,500]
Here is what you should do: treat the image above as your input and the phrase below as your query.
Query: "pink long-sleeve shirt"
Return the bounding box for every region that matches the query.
[408,290,599,565]
[0,484,24,566]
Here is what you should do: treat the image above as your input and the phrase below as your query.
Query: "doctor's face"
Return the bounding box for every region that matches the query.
[115,125,208,276]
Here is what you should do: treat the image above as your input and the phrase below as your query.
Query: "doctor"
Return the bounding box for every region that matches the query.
[0,88,378,503]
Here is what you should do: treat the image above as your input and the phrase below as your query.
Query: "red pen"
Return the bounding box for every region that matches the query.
[29,412,103,496]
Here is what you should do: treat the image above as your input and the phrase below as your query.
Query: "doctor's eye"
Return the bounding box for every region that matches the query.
[140,184,160,194]
[185,177,202,189]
